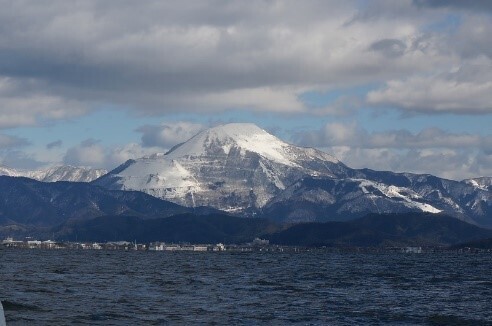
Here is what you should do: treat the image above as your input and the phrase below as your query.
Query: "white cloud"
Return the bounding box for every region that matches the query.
[367,65,492,114]
[0,77,87,129]
[138,121,205,148]
[295,122,492,180]
[63,139,160,169]
[63,139,106,167]
[327,146,488,180]
[105,143,161,168]
[0,150,46,170]
[0,134,29,149]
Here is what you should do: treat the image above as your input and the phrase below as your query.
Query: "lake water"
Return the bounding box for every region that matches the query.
[1,250,491,325]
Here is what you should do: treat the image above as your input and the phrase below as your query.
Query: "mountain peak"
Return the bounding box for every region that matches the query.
[96,122,344,210]
[165,123,299,166]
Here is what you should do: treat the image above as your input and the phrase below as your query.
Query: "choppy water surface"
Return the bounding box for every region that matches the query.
[1,250,491,325]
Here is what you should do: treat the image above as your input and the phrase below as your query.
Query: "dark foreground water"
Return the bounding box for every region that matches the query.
[1,250,491,325]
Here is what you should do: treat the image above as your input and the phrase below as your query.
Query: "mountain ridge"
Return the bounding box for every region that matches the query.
[0,164,107,182]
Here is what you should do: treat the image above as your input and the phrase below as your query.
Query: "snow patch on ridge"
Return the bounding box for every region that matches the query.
[356,179,442,213]
[116,157,201,197]
[463,177,492,191]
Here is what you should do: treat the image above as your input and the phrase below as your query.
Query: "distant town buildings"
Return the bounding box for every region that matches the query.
[0,236,288,252]
[2,237,490,253]
[149,243,225,252]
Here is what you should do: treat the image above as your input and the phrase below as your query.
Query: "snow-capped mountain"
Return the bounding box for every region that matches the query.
[0,165,107,182]
[94,123,492,227]
[95,123,348,211]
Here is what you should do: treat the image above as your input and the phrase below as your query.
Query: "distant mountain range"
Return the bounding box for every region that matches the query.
[0,123,491,245]
[0,165,106,182]
[0,177,490,246]
[93,123,492,228]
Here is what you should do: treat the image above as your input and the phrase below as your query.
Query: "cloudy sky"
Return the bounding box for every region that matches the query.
[1,0,491,180]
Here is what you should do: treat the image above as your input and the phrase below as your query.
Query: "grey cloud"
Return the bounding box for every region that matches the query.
[454,16,492,59]
[0,134,29,149]
[46,140,62,149]
[1,150,45,170]
[369,128,492,150]
[413,0,492,12]
[80,139,101,147]
[369,39,407,58]
[0,0,489,122]
[0,2,353,90]
[0,0,475,120]
[0,76,88,129]
[367,64,492,114]
[296,122,492,151]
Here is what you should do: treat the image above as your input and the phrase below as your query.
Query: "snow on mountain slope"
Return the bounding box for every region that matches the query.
[355,179,442,213]
[262,173,491,226]
[114,156,201,200]
[0,165,23,177]
[463,177,492,191]
[30,166,108,182]
[95,123,347,211]
[0,165,107,182]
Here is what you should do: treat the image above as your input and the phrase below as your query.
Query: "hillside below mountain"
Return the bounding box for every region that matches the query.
[266,213,492,247]
[53,213,277,244]
[0,176,216,237]
[49,212,492,247]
